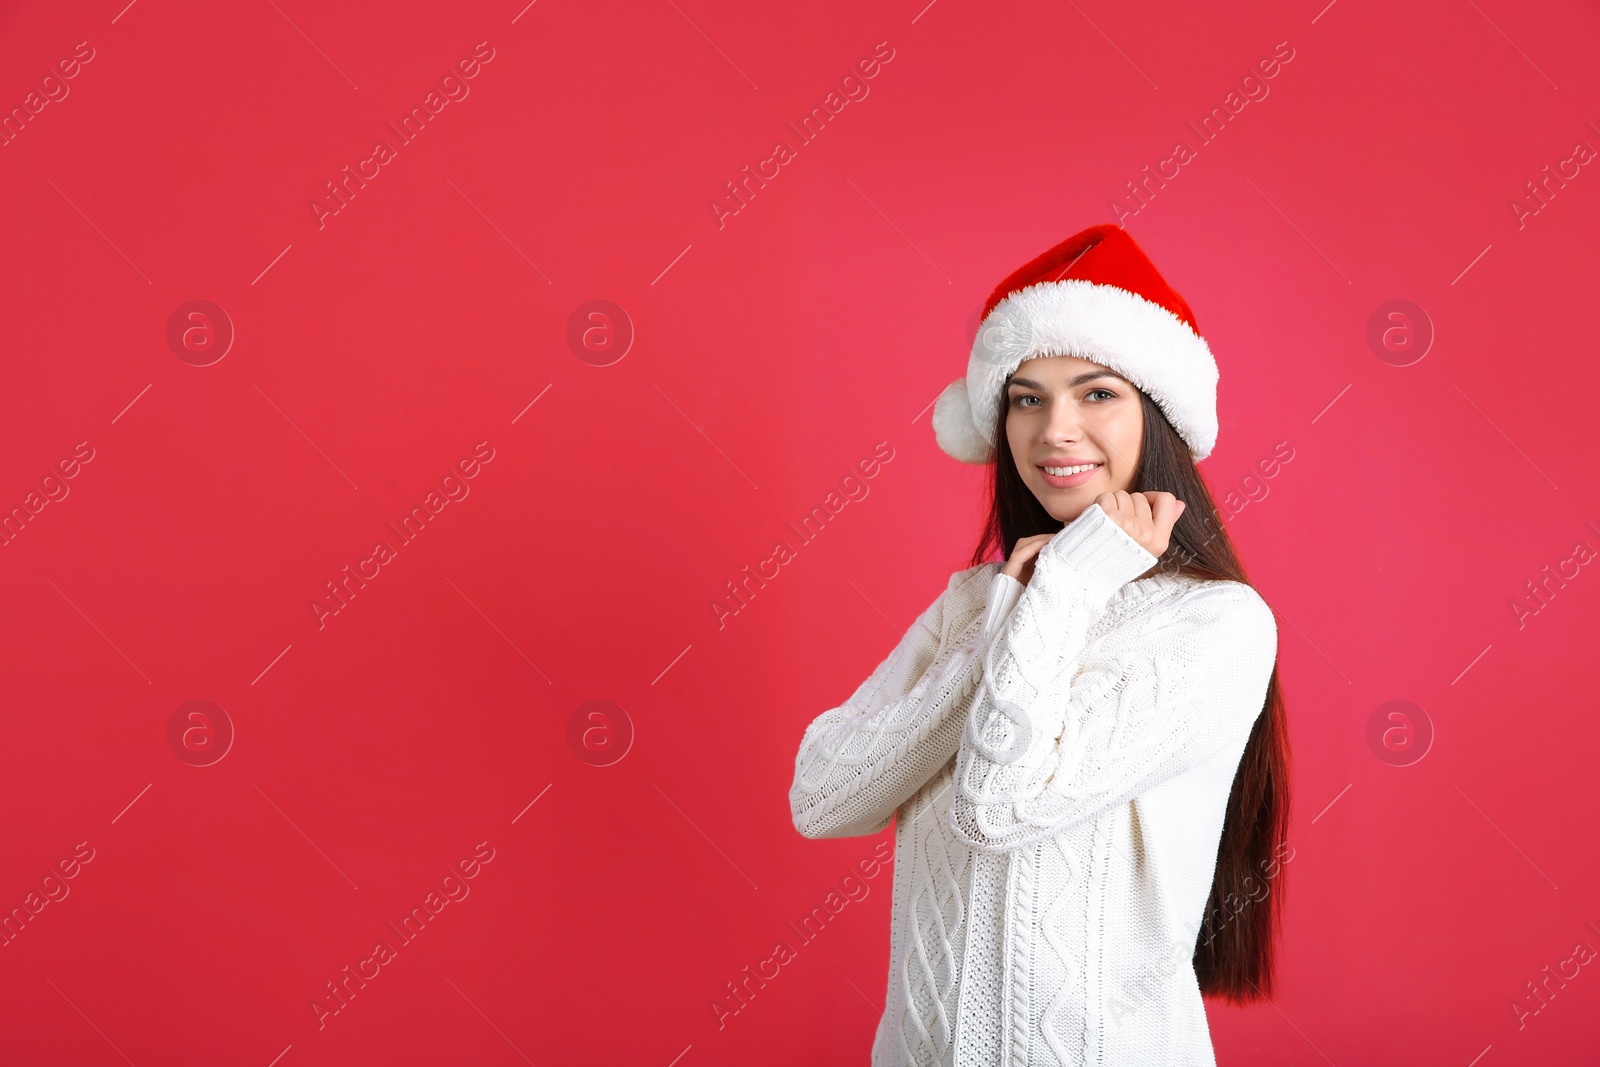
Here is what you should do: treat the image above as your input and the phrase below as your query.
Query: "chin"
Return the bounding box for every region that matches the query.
[1026,482,1077,513]
[1029,492,1084,525]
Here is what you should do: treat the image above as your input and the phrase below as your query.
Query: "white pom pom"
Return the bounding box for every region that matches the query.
[931,379,994,464]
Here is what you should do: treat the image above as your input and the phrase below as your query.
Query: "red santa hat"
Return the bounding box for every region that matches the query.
[932,224,1220,463]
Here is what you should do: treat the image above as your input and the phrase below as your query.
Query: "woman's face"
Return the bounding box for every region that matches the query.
[1003,354,1143,523]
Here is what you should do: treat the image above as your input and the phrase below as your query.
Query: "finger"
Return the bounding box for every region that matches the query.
[1014,538,1047,561]
[1148,493,1182,532]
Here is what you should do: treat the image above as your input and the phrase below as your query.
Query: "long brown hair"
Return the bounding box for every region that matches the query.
[967,380,1292,1002]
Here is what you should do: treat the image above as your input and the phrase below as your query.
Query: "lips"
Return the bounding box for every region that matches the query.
[1037,461,1102,489]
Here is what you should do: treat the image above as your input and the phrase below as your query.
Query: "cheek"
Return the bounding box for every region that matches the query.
[1006,414,1040,472]
[1004,409,1025,454]
[1104,465,1135,493]
[1093,408,1141,485]
[1109,406,1143,455]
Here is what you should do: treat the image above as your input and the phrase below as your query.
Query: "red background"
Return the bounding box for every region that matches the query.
[3,0,1599,1063]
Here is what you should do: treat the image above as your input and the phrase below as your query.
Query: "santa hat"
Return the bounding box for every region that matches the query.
[932,224,1219,464]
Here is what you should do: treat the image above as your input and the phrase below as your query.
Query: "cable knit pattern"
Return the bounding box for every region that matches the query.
[790,503,1279,1066]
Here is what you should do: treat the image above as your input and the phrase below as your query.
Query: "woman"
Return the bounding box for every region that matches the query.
[789,224,1290,1066]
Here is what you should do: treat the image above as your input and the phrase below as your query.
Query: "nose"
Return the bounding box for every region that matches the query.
[1041,397,1085,444]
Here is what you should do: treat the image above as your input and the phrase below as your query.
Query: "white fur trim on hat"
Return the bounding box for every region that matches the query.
[931,378,993,463]
[940,279,1219,464]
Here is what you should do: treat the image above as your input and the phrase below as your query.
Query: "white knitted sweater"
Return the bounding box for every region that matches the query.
[789,502,1278,1066]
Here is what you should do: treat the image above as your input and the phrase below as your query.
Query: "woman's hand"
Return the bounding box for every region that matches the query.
[1095,490,1186,558]
[1000,533,1054,586]
[1000,492,1187,586]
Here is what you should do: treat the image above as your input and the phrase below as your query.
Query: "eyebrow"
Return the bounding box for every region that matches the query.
[1006,371,1126,390]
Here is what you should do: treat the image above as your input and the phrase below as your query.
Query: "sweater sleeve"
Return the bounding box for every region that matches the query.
[949,505,1280,853]
[789,564,1007,840]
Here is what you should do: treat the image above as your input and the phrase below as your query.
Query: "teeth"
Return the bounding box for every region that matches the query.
[1043,463,1099,476]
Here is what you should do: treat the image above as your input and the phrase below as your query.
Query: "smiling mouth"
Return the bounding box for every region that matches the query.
[1037,462,1101,488]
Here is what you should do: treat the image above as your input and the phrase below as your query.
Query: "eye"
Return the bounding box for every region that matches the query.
[1085,387,1117,402]
[1008,393,1041,408]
